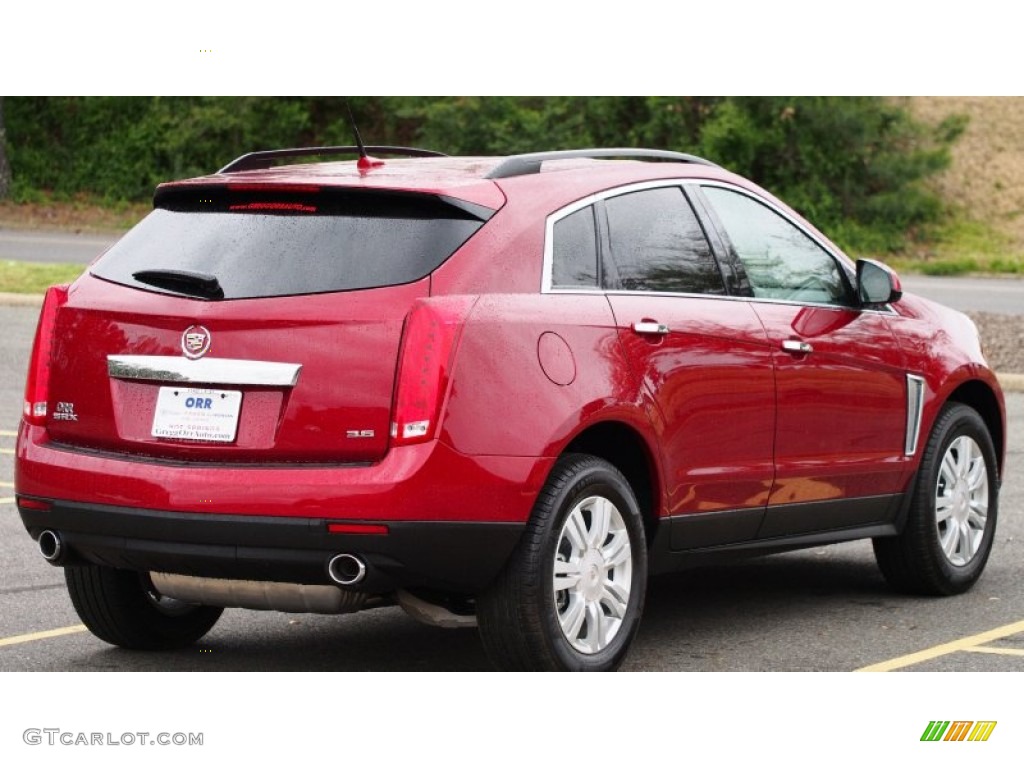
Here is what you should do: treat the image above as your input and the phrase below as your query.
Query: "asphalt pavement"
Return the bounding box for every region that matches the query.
[900,274,1024,315]
[0,228,118,265]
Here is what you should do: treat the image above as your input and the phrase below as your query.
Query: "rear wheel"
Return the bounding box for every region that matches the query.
[478,454,647,671]
[874,402,999,595]
[65,564,223,650]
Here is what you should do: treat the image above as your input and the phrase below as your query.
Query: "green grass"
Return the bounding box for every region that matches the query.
[884,216,1024,276]
[0,260,85,294]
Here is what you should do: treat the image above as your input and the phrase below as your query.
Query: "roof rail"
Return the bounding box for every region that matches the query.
[485,148,719,180]
[218,146,448,174]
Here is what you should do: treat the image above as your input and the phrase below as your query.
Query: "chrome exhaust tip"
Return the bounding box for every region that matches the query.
[38,529,63,564]
[327,554,367,586]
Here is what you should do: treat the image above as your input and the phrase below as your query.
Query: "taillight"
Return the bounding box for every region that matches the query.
[23,284,69,427]
[391,296,477,446]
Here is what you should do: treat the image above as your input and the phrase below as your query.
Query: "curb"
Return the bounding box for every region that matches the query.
[2,288,1024,393]
[0,291,43,307]
[999,372,1024,393]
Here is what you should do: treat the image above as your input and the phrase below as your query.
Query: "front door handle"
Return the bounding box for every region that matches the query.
[782,339,813,354]
[632,321,670,336]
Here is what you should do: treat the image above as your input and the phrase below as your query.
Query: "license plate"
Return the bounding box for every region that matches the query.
[151,387,242,443]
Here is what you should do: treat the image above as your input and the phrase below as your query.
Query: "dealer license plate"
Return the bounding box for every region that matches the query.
[151,387,242,443]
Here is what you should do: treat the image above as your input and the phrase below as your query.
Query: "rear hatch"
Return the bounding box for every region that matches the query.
[45,184,492,463]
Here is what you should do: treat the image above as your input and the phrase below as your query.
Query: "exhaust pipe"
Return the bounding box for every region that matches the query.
[150,572,368,614]
[38,529,64,564]
[327,553,367,586]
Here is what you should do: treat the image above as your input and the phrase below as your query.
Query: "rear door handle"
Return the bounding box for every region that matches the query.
[632,321,670,336]
[781,340,813,354]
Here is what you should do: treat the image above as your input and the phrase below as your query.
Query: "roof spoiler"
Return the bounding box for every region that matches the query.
[218,146,448,174]
[485,148,720,180]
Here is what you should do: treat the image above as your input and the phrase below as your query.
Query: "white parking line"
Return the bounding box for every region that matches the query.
[963,645,1024,657]
[0,449,14,455]
[0,481,12,488]
[0,497,14,505]
[857,618,1024,671]
[0,625,87,648]
[0,430,17,437]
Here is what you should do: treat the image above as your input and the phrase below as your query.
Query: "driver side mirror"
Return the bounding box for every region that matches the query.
[856,259,902,306]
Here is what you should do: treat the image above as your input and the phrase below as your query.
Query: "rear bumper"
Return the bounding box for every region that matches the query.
[15,424,551,593]
[18,501,523,593]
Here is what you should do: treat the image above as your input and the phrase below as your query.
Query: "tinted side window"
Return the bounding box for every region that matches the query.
[702,186,850,306]
[604,187,724,295]
[551,205,598,288]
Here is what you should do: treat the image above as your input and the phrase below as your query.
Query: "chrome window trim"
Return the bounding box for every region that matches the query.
[541,178,863,304]
[905,374,926,456]
[602,289,894,315]
[108,355,302,387]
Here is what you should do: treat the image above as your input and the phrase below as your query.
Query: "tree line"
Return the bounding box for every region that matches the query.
[0,96,964,253]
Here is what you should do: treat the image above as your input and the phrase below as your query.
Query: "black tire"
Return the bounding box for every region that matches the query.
[874,402,999,595]
[478,453,648,671]
[65,565,223,650]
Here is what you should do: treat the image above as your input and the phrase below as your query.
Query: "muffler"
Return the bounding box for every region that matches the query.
[150,572,368,614]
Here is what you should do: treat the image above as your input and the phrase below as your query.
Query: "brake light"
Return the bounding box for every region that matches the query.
[23,284,69,427]
[228,202,318,213]
[391,297,477,446]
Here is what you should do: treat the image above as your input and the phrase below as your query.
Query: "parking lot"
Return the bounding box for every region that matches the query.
[1,301,1022,672]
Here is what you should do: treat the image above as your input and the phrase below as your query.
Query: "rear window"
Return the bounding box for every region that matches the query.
[91,188,490,300]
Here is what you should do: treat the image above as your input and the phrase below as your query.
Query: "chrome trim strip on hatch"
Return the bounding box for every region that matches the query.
[107,355,302,387]
[905,374,926,456]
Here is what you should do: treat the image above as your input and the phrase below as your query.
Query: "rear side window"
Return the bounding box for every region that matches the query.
[604,187,724,295]
[551,205,598,288]
[91,188,490,300]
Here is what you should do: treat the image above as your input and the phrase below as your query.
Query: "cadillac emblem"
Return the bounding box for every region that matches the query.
[181,325,212,359]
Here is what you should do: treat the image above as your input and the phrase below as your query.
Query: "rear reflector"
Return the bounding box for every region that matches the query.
[391,296,477,446]
[16,497,52,511]
[327,523,389,535]
[23,284,70,427]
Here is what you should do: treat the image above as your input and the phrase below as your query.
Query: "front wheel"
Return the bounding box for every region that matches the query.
[478,454,648,671]
[874,402,999,595]
[65,564,223,650]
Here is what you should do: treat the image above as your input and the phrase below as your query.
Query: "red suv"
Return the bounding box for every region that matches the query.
[16,147,1005,671]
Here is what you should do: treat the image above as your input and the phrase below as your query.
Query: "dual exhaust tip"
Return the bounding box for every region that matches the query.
[38,528,368,588]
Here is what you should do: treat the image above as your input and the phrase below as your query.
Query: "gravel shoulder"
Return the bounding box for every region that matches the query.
[968,312,1024,374]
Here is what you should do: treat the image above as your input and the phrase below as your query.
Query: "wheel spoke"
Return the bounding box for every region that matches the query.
[587,497,613,548]
[935,493,955,523]
[601,530,631,569]
[553,559,582,592]
[559,593,586,642]
[940,451,959,489]
[600,581,630,620]
[961,521,978,560]
[584,601,606,653]
[968,498,988,520]
[564,508,588,554]
[940,521,960,559]
[966,457,987,494]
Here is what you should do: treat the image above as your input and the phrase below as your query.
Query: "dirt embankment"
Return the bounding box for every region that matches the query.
[911,96,1024,255]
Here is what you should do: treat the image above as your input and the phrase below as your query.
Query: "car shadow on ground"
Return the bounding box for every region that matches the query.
[60,545,906,672]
